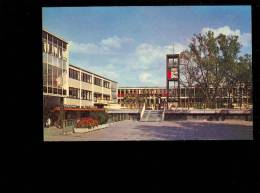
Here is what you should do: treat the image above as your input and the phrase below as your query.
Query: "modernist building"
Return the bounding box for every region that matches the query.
[43,29,118,117]
[64,64,118,109]
[43,29,69,117]
[118,86,252,110]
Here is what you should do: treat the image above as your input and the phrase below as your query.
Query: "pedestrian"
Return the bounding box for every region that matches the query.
[46,117,51,128]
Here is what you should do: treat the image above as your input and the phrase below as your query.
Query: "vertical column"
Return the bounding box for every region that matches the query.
[79,71,81,108]
[60,97,64,130]
[166,55,169,110]
[46,34,48,94]
[92,74,94,106]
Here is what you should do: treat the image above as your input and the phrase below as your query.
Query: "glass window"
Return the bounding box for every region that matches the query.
[42,40,47,53]
[58,89,62,95]
[48,64,52,87]
[57,69,62,88]
[53,66,58,87]
[43,63,47,86]
[94,77,102,86]
[53,88,57,94]
[62,43,67,49]
[53,37,57,45]
[43,86,47,93]
[43,52,47,63]
[48,42,53,55]
[47,34,53,42]
[48,87,52,93]
[48,54,52,64]
[42,31,47,39]
[81,90,92,100]
[69,87,79,99]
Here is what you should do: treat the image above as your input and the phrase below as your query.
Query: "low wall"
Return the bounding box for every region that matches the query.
[164,109,252,121]
[107,109,140,123]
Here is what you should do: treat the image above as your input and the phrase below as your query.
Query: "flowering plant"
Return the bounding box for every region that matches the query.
[76,117,99,129]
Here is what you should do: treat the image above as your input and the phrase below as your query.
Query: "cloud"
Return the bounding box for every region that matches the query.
[139,72,153,83]
[69,41,99,54]
[133,43,187,70]
[101,36,134,50]
[69,36,134,54]
[201,26,251,47]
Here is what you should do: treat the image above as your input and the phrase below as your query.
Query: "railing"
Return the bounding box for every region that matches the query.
[63,119,76,129]
[140,103,146,120]
[162,106,165,121]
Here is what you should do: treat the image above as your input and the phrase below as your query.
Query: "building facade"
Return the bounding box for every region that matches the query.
[118,86,252,110]
[64,64,117,108]
[43,29,118,114]
[42,29,69,97]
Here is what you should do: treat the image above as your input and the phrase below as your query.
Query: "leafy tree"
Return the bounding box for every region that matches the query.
[179,31,251,108]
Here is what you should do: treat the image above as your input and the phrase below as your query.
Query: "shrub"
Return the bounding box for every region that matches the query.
[88,111,109,125]
[76,117,98,128]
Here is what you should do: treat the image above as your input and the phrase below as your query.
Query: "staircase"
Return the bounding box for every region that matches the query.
[140,110,164,122]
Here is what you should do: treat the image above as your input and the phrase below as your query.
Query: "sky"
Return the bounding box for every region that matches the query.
[43,6,252,87]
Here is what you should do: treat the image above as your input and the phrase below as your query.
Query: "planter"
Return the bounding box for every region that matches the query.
[74,124,108,133]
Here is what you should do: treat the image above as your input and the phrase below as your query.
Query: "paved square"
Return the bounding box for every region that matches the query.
[44,120,253,141]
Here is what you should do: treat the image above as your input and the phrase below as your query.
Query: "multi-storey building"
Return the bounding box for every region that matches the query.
[43,29,69,114]
[42,29,118,122]
[64,64,117,108]
[118,86,252,110]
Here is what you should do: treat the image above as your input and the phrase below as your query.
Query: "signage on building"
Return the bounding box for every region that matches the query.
[167,67,178,81]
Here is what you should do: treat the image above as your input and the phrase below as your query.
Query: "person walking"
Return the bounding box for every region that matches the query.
[46,117,51,128]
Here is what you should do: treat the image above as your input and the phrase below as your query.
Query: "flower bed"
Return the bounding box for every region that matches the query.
[76,117,99,129]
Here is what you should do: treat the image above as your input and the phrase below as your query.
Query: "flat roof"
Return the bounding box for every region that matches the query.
[42,28,69,44]
[69,64,118,83]
[118,87,165,89]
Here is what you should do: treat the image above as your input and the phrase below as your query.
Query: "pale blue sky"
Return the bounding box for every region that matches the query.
[43,6,252,87]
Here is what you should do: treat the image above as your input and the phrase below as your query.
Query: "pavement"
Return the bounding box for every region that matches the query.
[44,119,253,141]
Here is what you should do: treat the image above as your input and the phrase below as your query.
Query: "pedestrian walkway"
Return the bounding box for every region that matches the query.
[44,119,253,141]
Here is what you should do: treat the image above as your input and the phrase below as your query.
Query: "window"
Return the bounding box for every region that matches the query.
[82,73,92,83]
[69,68,79,80]
[42,40,47,53]
[103,95,110,101]
[48,64,52,86]
[42,31,47,39]
[81,90,92,100]
[69,87,79,99]
[103,81,110,88]
[53,66,58,88]
[94,77,102,86]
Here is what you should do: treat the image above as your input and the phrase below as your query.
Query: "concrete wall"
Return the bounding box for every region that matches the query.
[164,113,252,121]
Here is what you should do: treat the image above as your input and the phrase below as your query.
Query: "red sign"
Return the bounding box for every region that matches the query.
[167,67,178,81]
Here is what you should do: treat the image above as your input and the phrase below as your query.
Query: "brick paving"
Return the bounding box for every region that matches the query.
[44,119,253,141]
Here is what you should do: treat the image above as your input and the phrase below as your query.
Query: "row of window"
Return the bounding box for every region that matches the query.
[43,53,67,69]
[69,69,80,80]
[103,81,110,88]
[94,77,102,86]
[42,40,67,60]
[69,87,93,100]
[42,31,67,49]
[118,88,252,97]
[43,86,66,95]
[43,63,67,88]
[82,73,92,83]
[69,68,112,88]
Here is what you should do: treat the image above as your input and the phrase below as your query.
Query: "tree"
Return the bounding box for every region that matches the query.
[180,31,246,108]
